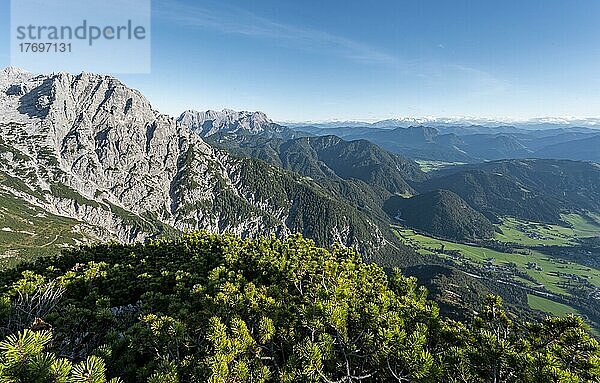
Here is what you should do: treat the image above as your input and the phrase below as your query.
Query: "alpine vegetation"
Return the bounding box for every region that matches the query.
[0,233,598,382]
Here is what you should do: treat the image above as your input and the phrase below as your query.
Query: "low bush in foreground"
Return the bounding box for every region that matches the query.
[0,232,598,382]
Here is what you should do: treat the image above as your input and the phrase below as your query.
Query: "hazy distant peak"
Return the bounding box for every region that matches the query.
[178,108,278,137]
[285,116,600,130]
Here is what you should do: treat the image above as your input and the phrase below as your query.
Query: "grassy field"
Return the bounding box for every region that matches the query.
[393,227,600,298]
[496,218,575,246]
[525,294,600,336]
[496,214,600,247]
[527,294,581,317]
[562,213,600,236]
[394,225,600,330]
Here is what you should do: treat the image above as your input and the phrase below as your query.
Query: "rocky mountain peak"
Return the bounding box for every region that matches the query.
[0,67,34,94]
[1,66,32,79]
[0,69,215,241]
[0,70,384,255]
[178,108,276,137]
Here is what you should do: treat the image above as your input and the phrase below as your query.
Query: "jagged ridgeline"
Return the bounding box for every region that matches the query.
[0,233,597,382]
[186,119,429,224]
[0,67,411,264]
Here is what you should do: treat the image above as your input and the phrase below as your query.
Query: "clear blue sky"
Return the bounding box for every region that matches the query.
[1,0,600,121]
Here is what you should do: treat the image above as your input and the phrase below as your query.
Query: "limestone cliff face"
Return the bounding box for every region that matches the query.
[0,68,385,253]
[178,109,298,139]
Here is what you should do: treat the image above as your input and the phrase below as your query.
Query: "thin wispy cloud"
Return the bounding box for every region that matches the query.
[412,62,509,96]
[154,1,398,65]
[154,1,507,97]
[450,64,509,94]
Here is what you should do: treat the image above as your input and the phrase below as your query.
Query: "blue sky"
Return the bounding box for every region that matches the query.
[1,0,600,121]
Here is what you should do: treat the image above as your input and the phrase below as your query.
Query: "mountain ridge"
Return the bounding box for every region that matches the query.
[178,109,302,140]
[0,69,398,261]
[290,121,600,163]
[384,189,496,241]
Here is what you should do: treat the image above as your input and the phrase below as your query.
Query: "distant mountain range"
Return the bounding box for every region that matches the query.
[2,68,600,332]
[178,112,426,230]
[0,68,400,262]
[177,106,600,241]
[1,67,599,257]
[535,134,600,162]
[179,109,304,140]
[284,117,600,130]
[290,124,600,163]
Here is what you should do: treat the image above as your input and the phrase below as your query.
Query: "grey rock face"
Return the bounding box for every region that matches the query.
[178,109,298,140]
[0,68,385,253]
[178,109,274,136]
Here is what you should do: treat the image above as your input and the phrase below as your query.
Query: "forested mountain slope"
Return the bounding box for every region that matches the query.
[0,68,402,262]
[384,189,496,240]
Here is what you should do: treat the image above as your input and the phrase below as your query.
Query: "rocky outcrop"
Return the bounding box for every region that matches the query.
[0,68,386,253]
[178,109,298,139]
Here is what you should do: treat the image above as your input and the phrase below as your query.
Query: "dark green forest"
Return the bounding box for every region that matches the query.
[0,233,598,382]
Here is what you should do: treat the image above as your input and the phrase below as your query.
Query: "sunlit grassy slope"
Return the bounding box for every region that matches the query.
[393,227,600,298]
[527,294,580,317]
[495,214,600,247]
